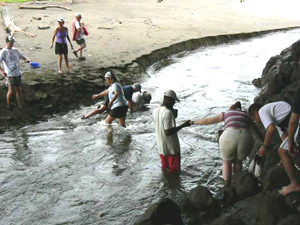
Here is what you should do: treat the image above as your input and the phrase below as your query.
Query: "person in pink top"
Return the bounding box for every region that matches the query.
[191,101,263,188]
[72,12,87,61]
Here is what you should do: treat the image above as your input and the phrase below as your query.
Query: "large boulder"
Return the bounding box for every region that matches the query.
[188,185,219,214]
[261,166,289,191]
[134,198,183,225]
[277,214,300,225]
[253,38,300,105]
[232,171,259,201]
[228,191,290,225]
[209,215,245,225]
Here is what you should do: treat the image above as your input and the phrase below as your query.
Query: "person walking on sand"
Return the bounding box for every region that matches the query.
[0,36,30,109]
[191,101,263,188]
[91,71,128,131]
[81,83,143,119]
[72,12,87,61]
[50,17,73,74]
[277,88,300,195]
[153,90,191,173]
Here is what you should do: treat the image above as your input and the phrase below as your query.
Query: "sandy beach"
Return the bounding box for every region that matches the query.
[0,0,299,73]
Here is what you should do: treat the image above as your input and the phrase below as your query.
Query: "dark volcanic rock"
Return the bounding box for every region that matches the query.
[284,192,300,212]
[277,214,300,225]
[188,185,219,214]
[232,171,259,200]
[229,191,290,225]
[134,198,183,225]
[254,38,300,105]
[261,166,289,191]
[209,215,245,225]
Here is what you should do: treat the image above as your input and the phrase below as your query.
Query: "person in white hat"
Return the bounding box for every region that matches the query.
[72,12,87,60]
[0,36,30,109]
[90,71,128,131]
[50,17,73,74]
[153,90,191,172]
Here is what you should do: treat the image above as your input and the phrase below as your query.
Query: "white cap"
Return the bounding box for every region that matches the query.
[164,90,179,101]
[75,12,82,18]
[105,71,112,79]
[57,17,64,23]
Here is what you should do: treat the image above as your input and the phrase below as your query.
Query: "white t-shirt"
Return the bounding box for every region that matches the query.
[0,48,25,77]
[75,21,84,40]
[259,101,291,137]
[132,92,144,109]
[108,82,128,109]
[153,106,180,156]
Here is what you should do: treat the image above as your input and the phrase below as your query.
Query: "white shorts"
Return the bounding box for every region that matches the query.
[280,127,299,150]
[219,127,254,161]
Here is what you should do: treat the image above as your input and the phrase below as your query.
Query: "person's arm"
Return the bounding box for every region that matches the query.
[288,112,299,156]
[92,89,109,100]
[192,113,223,125]
[108,91,119,109]
[258,123,276,156]
[50,28,58,49]
[165,120,191,136]
[128,100,133,113]
[66,28,74,50]
[0,66,6,78]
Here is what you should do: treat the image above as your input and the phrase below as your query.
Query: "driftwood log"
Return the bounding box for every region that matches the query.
[19,4,72,11]
[1,7,34,37]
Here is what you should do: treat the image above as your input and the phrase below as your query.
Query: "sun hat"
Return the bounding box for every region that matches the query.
[142,91,152,104]
[6,36,15,43]
[105,71,112,79]
[75,12,82,18]
[164,90,179,102]
[133,83,142,92]
[57,17,64,23]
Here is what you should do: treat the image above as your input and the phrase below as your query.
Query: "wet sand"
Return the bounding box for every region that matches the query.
[0,0,299,73]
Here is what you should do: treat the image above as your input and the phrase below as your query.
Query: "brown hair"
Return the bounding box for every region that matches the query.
[230,101,242,110]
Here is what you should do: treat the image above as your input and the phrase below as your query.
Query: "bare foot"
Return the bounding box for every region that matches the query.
[58,70,63,74]
[279,184,300,195]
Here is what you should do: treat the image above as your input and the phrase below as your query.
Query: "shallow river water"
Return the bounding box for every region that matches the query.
[1,29,300,225]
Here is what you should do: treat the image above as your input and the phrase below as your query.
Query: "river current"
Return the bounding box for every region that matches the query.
[1,29,300,225]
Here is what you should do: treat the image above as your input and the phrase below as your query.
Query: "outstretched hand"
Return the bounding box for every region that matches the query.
[182,120,191,128]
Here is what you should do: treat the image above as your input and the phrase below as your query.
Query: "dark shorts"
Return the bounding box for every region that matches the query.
[55,42,68,55]
[7,76,22,87]
[109,105,128,118]
[76,38,85,46]
[159,153,181,172]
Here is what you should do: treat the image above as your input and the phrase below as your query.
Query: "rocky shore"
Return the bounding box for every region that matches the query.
[134,35,300,225]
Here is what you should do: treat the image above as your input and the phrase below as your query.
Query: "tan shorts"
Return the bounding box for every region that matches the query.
[280,127,299,150]
[219,127,254,161]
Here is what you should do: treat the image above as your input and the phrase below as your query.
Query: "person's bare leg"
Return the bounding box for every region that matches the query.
[15,86,22,108]
[7,85,13,106]
[119,117,126,128]
[105,115,114,133]
[58,54,63,73]
[64,54,70,73]
[223,160,232,187]
[77,43,86,57]
[233,159,242,174]
[278,148,300,195]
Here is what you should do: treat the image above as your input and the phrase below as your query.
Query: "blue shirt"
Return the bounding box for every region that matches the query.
[122,85,134,101]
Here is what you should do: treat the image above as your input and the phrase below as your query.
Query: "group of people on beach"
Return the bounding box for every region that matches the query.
[153,89,300,196]
[0,12,88,109]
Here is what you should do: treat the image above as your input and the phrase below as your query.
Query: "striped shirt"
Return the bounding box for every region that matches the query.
[223,110,251,129]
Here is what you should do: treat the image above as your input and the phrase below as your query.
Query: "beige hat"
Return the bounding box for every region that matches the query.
[164,90,179,101]
[75,12,82,18]
[57,17,64,23]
